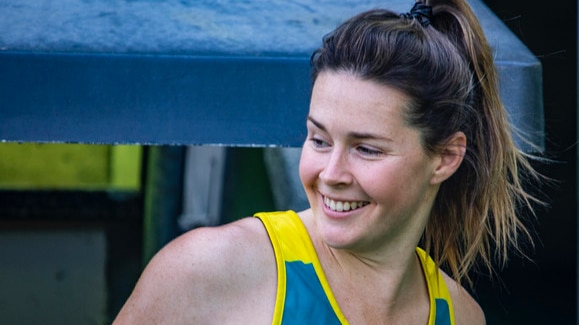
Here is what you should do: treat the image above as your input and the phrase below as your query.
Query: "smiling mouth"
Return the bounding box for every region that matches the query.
[324,196,369,212]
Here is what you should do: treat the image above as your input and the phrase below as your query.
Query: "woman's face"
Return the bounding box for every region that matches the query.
[299,71,442,254]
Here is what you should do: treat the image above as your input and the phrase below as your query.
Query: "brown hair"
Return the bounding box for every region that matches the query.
[310,0,542,285]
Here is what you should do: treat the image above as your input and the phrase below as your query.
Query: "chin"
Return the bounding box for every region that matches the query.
[317,220,360,249]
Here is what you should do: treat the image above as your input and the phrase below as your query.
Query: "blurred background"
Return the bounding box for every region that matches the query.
[476,1,577,324]
[0,0,576,324]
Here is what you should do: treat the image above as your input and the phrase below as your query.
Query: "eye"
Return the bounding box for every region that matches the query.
[308,135,330,150]
[309,137,330,149]
[356,145,382,156]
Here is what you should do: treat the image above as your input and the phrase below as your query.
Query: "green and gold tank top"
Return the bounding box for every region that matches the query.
[255,210,455,325]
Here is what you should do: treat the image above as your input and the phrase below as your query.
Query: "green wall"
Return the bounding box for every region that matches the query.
[0,143,142,190]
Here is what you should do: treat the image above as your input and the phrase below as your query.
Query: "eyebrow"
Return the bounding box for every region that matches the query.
[307,116,394,142]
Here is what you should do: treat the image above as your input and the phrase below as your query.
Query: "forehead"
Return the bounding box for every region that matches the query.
[309,71,411,133]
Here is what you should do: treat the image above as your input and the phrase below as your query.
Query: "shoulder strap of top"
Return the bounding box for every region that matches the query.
[254,210,347,324]
[416,247,456,325]
[254,211,288,323]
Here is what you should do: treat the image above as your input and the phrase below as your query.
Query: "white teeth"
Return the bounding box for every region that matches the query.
[324,197,368,212]
[343,202,350,211]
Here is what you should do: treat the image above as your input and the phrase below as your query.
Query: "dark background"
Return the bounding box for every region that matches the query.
[477,1,577,323]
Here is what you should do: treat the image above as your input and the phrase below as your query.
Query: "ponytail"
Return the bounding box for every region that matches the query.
[422,0,543,285]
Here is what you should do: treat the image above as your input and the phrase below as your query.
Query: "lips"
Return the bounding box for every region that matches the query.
[324,196,369,212]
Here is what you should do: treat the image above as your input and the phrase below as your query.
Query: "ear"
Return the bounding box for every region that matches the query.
[430,132,466,185]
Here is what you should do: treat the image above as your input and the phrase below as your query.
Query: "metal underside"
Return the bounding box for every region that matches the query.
[0,0,543,151]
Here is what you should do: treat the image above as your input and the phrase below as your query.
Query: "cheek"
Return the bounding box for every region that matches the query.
[298,148,317,187]
[360,159,429,203]
[358,168,402,201]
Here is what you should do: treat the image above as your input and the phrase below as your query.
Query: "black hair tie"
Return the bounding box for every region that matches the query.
[401,2,433,27]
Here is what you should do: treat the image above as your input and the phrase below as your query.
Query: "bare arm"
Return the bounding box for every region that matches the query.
[113,217,277,324]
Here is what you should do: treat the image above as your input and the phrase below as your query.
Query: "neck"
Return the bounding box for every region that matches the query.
[323,239,421,292]
[320,242,429,323]
[298,209,431,323]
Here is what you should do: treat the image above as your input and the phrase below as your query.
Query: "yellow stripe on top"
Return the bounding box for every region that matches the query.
[416,247,456,325]
[255,211,348,324]
[255,211,287,323]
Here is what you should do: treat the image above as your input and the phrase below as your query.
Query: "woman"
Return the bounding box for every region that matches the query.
[114,0,540,323]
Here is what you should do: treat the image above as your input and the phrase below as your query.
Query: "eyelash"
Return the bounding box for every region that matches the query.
[309,137,329,148]
[356,146,382,156]
[309,136,383,157]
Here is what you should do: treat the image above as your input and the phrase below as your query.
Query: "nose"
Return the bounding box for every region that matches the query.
[319,147,352,186]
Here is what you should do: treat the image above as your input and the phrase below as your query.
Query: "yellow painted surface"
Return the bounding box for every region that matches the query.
[111,145,143,190]
[0,143,141,190]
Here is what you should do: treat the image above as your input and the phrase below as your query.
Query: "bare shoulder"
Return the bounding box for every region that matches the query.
[441,272,486,325]
[113,217,276,324]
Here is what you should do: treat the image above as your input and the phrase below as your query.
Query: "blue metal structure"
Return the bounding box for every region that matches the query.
[0,0,543,151]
